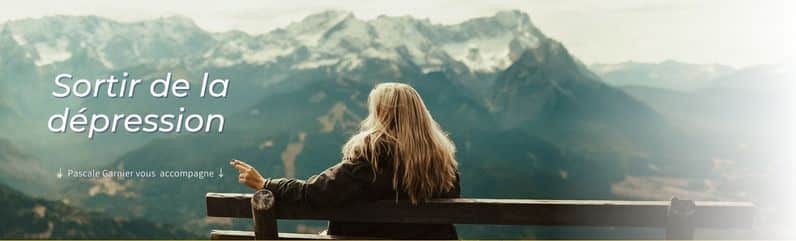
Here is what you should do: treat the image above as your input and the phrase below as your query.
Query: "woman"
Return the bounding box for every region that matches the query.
[231,82,460,239]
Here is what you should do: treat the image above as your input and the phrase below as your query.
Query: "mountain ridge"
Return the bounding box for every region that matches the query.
[0,10,555,74]
[591,60,735,91]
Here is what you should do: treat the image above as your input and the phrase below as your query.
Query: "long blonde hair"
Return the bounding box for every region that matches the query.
[342,82,458,204]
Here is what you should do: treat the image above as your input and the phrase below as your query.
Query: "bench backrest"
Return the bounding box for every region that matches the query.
[206,190,755,240]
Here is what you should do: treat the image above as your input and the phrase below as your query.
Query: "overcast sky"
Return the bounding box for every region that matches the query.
[1,0,792,68]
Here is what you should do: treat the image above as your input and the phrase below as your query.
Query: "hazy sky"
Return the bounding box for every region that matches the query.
[1,0,792,68]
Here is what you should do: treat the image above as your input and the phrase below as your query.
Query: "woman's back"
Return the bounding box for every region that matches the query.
[264,141,460,239]
[329,143,460,239]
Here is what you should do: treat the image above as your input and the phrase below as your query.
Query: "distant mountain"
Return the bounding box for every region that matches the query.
[622,62,793,146]
[591,60,734,91]
[0,181,195,239]
[707,62,793,94]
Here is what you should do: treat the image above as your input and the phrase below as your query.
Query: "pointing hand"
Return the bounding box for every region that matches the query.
[230,159,266,190]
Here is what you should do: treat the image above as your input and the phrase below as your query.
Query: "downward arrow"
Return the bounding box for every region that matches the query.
[219,167,224,178]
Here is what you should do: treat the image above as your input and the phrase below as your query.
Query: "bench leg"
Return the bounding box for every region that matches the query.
[252,189,278,240]
[666,197,695,240]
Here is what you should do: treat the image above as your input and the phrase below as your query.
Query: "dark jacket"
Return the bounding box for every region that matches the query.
[262,147,460,239]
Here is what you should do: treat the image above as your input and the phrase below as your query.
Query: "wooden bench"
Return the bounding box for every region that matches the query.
[206,189,755,240]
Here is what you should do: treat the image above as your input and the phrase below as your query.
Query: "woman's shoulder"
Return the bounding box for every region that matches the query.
[350,135,393,160]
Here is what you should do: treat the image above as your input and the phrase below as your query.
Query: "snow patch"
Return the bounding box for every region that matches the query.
[11,34,27,45]
[243,46,294,64]
[33,39,72,66]
[287,11,352,46]
[337,56,364,72]
[210,58,238,67]
[360,48,400,60]
[292,58,338,69]
[97,52,115,68]
[442,33,517,72]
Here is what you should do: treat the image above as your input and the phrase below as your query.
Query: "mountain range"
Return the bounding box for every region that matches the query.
[591,60,735,91]
[0,10,786,238]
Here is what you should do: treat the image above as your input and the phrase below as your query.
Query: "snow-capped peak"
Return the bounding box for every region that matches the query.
[2,10,555,74]
[3,15,214,69]
[283,10,354,46]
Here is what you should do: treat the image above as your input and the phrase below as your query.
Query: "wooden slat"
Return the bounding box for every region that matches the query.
[206,193,754,228]
[210,230,375,240]
[210,230,253,240]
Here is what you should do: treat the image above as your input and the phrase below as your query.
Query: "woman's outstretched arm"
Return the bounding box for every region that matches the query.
[231,159,375,208]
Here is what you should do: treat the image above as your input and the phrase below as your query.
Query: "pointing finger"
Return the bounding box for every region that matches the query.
[237,160,253,169]
[232,159,253,169]
[232,163,248,172]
